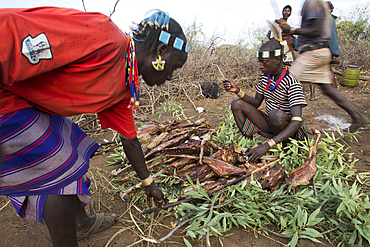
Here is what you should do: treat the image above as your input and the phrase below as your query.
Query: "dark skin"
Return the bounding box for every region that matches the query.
[43,39,187,247]
[223,56,302,163]
[280,16,368,130]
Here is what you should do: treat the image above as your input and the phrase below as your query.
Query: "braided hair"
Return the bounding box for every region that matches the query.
[131,10,187,54]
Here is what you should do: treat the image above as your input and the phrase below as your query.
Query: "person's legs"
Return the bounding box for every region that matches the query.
[268,109,290,135]
[44,195,95,247]
[230,99,269,136]
[309,85,317,101]
[319,83,369,131]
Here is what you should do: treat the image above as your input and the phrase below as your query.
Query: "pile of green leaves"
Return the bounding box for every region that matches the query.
[106,106,370,246]
[171,110,370,247]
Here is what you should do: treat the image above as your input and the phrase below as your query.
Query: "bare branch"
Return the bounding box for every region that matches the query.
[109,0,120,17]
[81,0,86,12]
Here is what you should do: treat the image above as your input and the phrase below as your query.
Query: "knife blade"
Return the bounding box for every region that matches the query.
[216,65,225,79]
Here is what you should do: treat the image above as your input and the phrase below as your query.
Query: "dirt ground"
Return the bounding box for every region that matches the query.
[1,76,370,247]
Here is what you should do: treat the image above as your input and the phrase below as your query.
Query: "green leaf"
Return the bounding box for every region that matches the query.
[299,234,323,243]
[303,228,323,238]
[289,232,299,247]
[184,237,192,247]
[187,230,196,238]
[307,207,323,226]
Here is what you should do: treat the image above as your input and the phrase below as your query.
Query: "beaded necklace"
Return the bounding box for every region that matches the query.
[265,67,288,92]
[125,38,140,110]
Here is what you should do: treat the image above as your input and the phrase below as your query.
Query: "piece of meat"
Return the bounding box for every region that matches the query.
[285,129,321,192]
[259,164,285,191]
[202,157,247,176]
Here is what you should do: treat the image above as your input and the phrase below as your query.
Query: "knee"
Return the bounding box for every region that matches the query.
[269,109,289,128]
[230,99,244,112]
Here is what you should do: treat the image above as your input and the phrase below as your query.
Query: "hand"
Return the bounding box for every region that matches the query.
[275,18,286,25]
[144,182,168,208]
[279,23,291,34]
[246,143,270,163]
[223,78,238,93]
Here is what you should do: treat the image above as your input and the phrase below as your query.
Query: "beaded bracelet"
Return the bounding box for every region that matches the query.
[141,175,153,186]
[267,139,276,148]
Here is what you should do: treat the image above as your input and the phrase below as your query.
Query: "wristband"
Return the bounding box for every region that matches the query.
[291,116,302,122]
[236,89,246,98]
[141,175,153,186]
[267,139,276,148]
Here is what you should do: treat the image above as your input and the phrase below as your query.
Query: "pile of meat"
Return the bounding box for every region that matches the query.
[112,117,320,198]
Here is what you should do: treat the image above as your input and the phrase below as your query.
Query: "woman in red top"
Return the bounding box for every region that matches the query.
[0,7,188,246]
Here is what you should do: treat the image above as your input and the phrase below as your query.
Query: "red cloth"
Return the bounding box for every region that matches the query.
[0,7,137,139]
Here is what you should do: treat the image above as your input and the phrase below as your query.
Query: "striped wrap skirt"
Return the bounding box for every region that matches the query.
[0,108,99,223]
[241,110,308,141]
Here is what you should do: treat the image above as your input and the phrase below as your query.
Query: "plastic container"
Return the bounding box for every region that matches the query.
[341,64,363,88]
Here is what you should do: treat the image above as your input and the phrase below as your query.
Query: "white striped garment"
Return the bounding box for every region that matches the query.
[255,70,307,116]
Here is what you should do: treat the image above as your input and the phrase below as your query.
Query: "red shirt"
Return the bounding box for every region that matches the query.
[0,7,137,139]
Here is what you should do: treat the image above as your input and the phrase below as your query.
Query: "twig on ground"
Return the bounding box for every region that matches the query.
[130,208,144,235]
[104,226,135,247]
[206,190,224,247]
[95,145,118,155]
[0,200,10,211]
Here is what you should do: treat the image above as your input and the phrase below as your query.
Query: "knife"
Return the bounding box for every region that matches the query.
[216,65,225,79]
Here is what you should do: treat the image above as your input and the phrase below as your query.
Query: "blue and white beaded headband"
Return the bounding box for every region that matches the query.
[257,49,282,58]
[159,30,189,53]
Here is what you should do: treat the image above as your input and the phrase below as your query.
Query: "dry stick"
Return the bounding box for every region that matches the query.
[206,190,225,247]
[0,200,10,211]
[147,211,155,247]
[109,0,120,17]
[171,209,197,229]
[117,195,144,221]
[104,226,135,247]
[95,145,118,155]
[182,87,197,110]
[78,116,98,128]
[141,215,200,244]
[81,0,86,11]
[141,159,281,215]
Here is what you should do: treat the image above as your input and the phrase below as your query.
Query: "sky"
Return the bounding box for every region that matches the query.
[2,0,369,45]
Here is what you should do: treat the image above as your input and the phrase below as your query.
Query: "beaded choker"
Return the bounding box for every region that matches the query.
[265,67,288,92]
[126,38,140,109]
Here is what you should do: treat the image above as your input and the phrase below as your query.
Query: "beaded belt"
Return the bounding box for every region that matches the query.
[300,42,329,54]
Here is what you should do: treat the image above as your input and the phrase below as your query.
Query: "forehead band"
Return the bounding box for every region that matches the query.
[257,49,282,58]
[159,30,189,53]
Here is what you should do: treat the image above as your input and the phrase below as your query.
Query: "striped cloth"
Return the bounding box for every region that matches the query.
[242,110,308,141]
[0,108,99,222]
[255,70,307,116]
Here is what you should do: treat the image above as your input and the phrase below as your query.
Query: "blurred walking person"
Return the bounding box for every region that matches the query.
[279,0,369,132]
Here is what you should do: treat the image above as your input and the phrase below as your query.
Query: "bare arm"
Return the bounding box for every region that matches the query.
[246,105,303,163]
[280,18,323,38]
[121,136,166,206]
[223,78,262,108]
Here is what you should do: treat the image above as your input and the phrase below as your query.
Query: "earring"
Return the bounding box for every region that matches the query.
[152,55,165,71]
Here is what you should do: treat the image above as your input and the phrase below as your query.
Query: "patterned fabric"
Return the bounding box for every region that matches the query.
[255,70,307,116]
[9,175,91,223]
[241,110,308,141]
[0,108,99,222]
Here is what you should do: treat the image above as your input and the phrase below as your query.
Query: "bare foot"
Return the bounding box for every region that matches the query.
[348,115,370,132]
